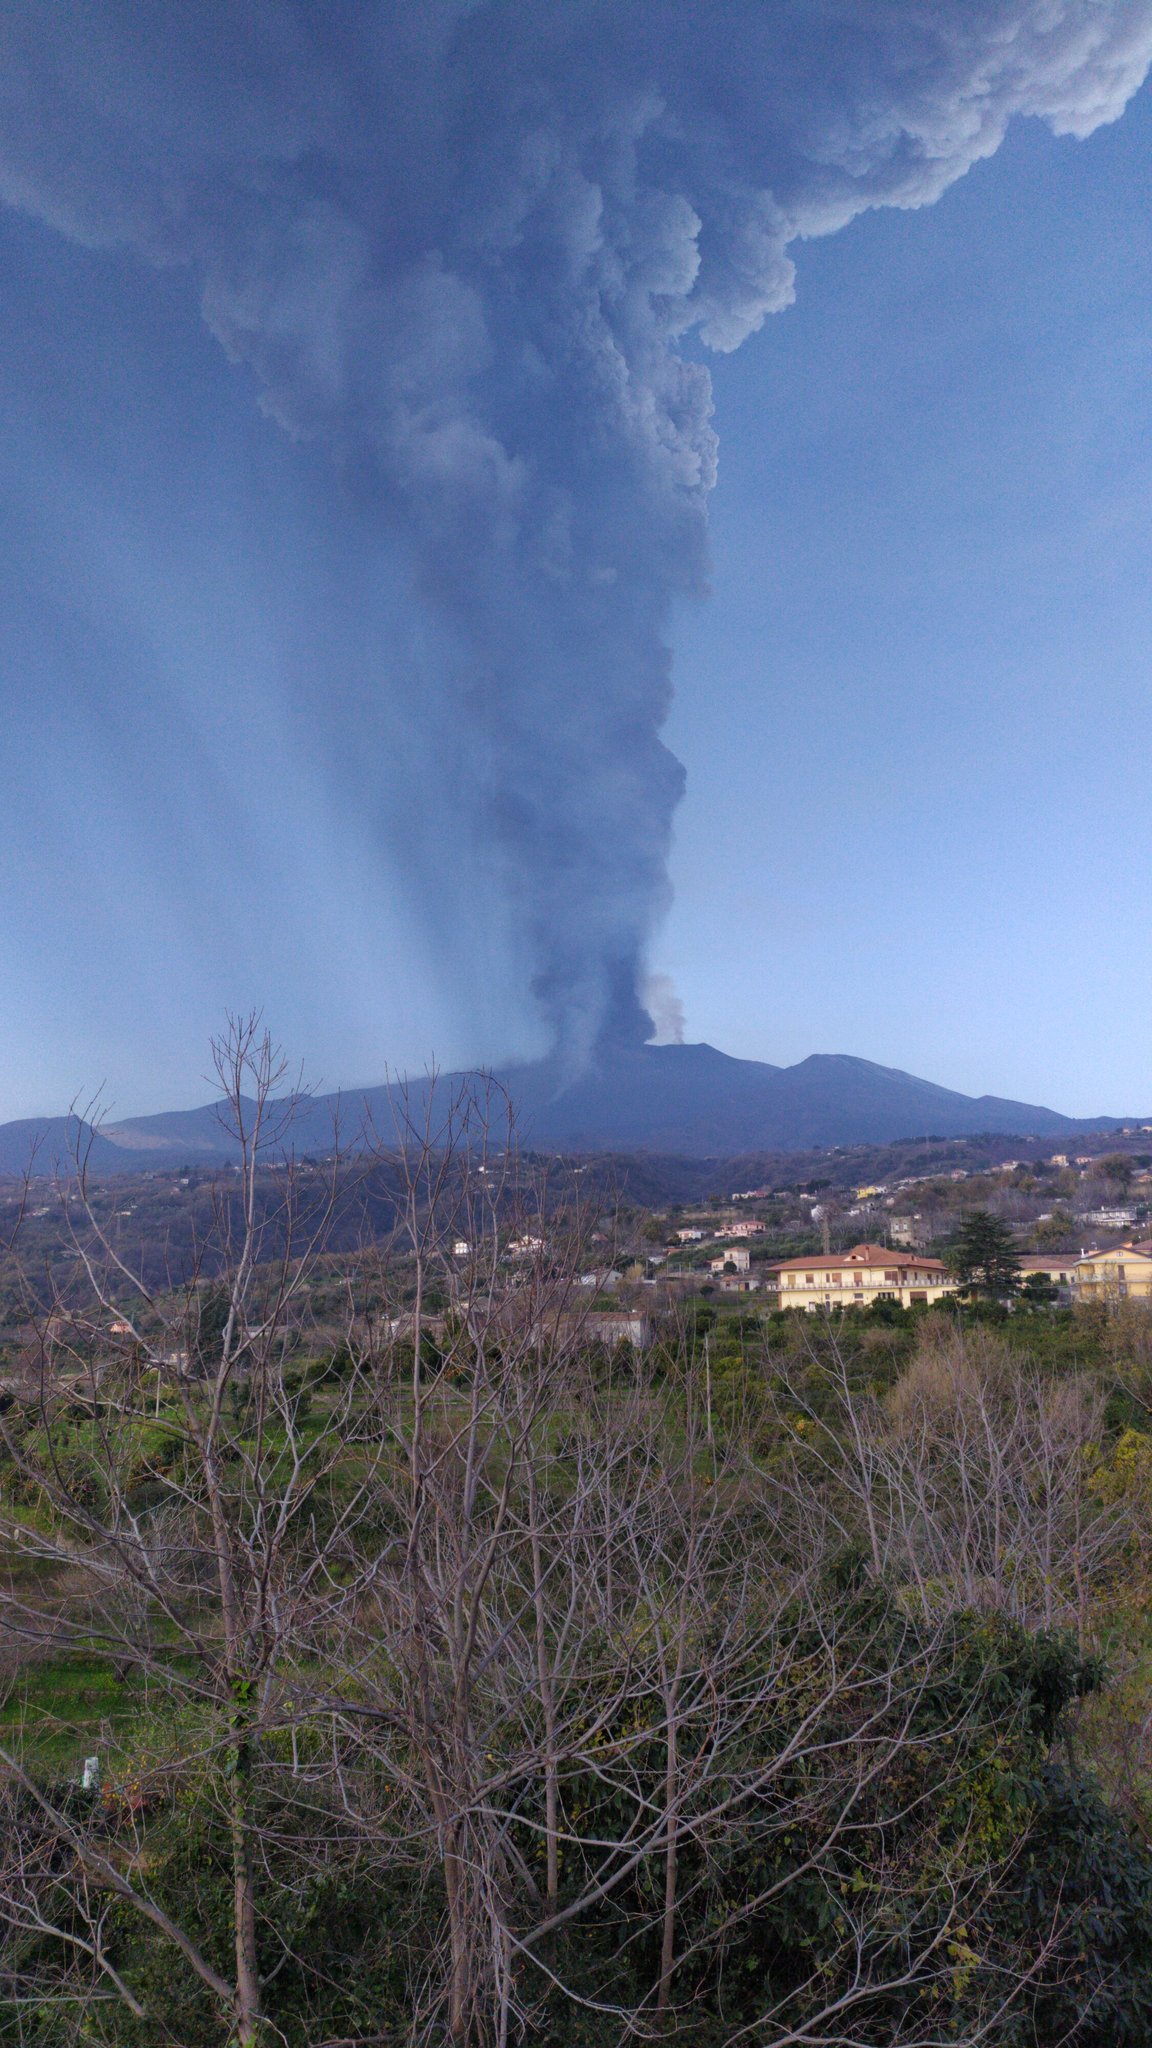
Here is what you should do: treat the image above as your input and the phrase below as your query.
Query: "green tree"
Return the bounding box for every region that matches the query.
[192,1280,232,1367]
[1032,1209,1076,1250]
[1021,1270,1059,1305]
[949,1209,1022,1300]
[1099,1152,1136,1192]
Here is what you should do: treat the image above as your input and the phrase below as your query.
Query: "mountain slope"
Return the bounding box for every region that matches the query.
[495,1044,1114,1154]
[0,1043,1123,1173]
[0,1116,137,1178]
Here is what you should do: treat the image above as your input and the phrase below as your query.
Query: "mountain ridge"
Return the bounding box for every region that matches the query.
[0,1043,1129,1176]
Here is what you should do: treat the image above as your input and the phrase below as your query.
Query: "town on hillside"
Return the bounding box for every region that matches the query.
[6,1085,1152,2042]
[4,1125,1152,1366]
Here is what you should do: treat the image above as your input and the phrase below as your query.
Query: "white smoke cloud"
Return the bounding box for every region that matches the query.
[2,1,1149,1066]
[643,973,686,1046]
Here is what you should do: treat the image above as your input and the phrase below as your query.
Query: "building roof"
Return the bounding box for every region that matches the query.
[1075,1242,1152,1266]
[766,1243,950,1274]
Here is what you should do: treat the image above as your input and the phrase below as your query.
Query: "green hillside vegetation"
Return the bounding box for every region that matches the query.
[3,1029,1152,2046]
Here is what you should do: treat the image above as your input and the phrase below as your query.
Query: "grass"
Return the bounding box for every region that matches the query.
[0,1653,152,1771]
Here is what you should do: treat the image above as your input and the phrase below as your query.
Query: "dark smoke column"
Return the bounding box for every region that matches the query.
[1,1,1150,1068]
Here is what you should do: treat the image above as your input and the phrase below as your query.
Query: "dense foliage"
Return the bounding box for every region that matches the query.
[2,1036,1152,2046]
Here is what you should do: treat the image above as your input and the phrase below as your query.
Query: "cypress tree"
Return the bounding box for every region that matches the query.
[950,1208,1022,1300]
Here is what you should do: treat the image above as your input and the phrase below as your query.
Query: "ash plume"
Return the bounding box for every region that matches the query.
[643,973,686,1047]
[2,3,1149,1069]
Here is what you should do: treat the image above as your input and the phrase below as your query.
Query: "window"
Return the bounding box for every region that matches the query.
[885,1271,898,1284]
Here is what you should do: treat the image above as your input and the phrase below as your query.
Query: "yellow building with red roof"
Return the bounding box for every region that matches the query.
[766,1242,957,1312]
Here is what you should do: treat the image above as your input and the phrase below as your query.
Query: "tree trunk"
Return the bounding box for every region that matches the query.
[443,1831,472,2045]
[229,1701,263,2047]
[528,1466,559,1910]
[225,1679,261,2048]
[656,1673,682,2017]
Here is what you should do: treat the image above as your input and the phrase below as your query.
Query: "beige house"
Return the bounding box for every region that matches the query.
[1072,1243,1152,1302]
[767,1243,956,1312]
[1018,1254,1079,1291]
[710,1245,751,1274]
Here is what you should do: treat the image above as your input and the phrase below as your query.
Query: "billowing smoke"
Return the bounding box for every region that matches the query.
[2,3,1149,1068]
[642,973,686,1047]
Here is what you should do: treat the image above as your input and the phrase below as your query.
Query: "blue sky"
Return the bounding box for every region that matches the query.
[1,14,1151,1121]
[664,85,1152,1112]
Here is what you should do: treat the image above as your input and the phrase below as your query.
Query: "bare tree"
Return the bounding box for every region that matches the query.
[308,1159,1071,2046]
[0,1066,1097,2046]
[0,1016,364,2045]
[776,1318,1129,1640]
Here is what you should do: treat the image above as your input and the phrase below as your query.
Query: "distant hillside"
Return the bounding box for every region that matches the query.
[0,1043,1127,1176]
[486,1043,1120,1155]
[0,1115,138,1179]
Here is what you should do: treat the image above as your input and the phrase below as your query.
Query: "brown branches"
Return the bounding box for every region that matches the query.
[0,1039,1117,2045]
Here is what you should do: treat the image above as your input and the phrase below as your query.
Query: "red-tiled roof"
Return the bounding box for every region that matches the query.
[766,1243,950,1274]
